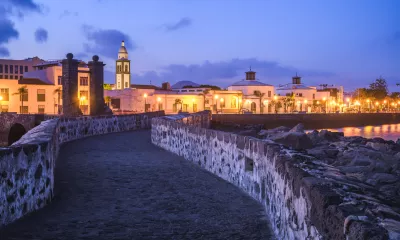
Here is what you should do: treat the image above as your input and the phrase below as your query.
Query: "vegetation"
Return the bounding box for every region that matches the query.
[104,96,112,107]
[175,99,182,111]
[253,90,265,114]
[202,89,210,110]
[13,86,28,113]
[103,84,113,90]
[53,87,62,114]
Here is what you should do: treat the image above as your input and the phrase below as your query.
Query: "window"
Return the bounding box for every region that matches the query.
[37,89,45,102]
[15,75,19,80]
[19,76,22,80]
[268,91,271,97]
[10,65,13,74]
[117,82,120,89]
[79,77,88,86]
[10,75,13,79]
[5,75,8,79]
[58,76,62,85]
[5,65,8,73]
[20,66,23,74]
[205,99,209,104]
[20,106,28,114]
[14,65,18,74]
[38,105,45,113]
[220,98,225,108]
[313,94,315,99]
[124,82,128,88]
[125,65,128,72]
[183,104,188,112]
[0,88,9,101]
[0,64,2,73]
[1,105,8,113]
[24,66,28,72]
[0,75,2,79]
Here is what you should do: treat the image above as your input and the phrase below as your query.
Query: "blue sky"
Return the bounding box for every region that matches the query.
[1,0,399,91]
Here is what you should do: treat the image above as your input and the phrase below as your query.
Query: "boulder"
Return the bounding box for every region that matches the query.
[318,130,344,142]
[271,132,313,150]
[366,142,389,152]
[289,123,305,133]
[258,126,290,137]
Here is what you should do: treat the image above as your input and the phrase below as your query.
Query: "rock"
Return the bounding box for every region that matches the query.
[366,142,389,152]
[271,132,313,150]
[324,149,339,158]
[396,138,400,145]
[289,123,305,133]
[318,130,344,142]
[237,129,258,137]
[258,126,290,137]
[367,173,398,185]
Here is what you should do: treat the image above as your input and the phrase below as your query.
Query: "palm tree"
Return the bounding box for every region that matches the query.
[13,86,28,113]
[253,90,265,114]
[202,89,210,110]
[104,96,112,107]
[175,99,182,112]
[53,87,62,114]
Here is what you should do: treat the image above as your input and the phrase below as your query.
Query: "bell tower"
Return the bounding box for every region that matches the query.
[115,40,131,89]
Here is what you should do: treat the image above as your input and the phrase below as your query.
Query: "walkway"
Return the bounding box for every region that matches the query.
[0,130,273,240]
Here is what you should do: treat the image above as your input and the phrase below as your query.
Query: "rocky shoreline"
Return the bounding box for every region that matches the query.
[215,122,400,239]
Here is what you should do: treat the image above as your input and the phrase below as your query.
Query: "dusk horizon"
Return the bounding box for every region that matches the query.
[1,0,399,91]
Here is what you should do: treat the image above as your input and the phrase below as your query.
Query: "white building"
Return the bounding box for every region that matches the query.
[115,41,131,89]
[228,69,275,113]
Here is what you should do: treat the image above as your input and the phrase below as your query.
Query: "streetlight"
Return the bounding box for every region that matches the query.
[143,93,148,112]
[157,97,161,111]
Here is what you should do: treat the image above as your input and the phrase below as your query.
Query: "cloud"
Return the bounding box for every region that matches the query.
[0,46,10,57]
[109,58,335,87]
[59,10,78,19]
[164,17,192,32]
[82,25,136,59]
[0,18,19,44]
[0,0,42,55]
[34,28,48,43]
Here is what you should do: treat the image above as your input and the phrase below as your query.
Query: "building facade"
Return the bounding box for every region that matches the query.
[115,41,131,90]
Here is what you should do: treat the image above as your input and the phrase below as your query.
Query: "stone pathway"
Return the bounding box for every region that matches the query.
[0,130,273,240]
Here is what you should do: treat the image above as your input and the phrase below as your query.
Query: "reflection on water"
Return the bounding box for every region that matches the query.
[317,123,400,141]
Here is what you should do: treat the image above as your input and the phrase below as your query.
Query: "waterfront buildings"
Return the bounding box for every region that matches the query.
[0,40,344,115]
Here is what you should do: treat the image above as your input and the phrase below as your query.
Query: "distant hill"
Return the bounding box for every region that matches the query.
[171,81,200,89]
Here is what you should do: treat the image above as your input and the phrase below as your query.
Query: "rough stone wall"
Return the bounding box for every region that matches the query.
[61,53,81,117]
[0,119,59,227]
[151,112,391,239]
[0,111,164,228]
[0,114,44,146]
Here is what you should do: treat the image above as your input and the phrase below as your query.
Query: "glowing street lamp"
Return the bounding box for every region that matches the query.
[273,95,278,100]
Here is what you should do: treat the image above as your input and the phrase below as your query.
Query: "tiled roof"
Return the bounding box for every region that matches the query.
[230,80,272,87]
[130,84,161,90]
[18,78,53,85]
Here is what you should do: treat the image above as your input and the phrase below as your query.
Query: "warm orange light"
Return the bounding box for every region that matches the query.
[323,97,326,101]
[214,95,219,99]
[304,99,308,104]
[346,98,350,102]
[0,96,3,101]
[366,99,370,103]
[375,102,379,106]
[273,96,278,100]
[220,98,224,102]
[157,97,161,102]
[384,100,387,104]
[143,93,148,98]
[317,101,320,104]
[80,96,86,101]
[192,98,195,102]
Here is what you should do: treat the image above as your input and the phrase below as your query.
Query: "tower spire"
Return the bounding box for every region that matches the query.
[121,40,125,47]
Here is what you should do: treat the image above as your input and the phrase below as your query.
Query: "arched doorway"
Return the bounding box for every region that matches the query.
[251,102,256,113]
[8,123,26,146]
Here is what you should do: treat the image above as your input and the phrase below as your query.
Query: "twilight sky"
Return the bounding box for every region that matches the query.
[1,0,399,91]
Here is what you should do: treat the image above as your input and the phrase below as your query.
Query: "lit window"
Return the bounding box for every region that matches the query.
[58,76,62,85]
[79,77,88,86]
[0,88,9,101]
[38,105,45,114]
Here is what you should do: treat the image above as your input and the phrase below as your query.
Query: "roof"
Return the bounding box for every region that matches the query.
[230,80,272,87]
[130,84,161,90]
[276,83,314,91]
[171,81,200,89]
[19,78,53,85]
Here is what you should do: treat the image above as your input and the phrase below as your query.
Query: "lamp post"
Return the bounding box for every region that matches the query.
[144,93,148,112]
[157,97,161,111]
[214,95,219,113]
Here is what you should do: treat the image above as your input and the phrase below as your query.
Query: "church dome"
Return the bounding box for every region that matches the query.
[118,40,128,59]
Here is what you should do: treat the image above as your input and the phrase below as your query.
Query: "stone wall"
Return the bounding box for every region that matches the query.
[212,113,400,129]
[0,111,164,227]
[151,111,391,239]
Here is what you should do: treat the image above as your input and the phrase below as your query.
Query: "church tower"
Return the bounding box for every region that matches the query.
[115,40,131,89]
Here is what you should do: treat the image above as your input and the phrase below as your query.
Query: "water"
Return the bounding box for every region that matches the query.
[317,123,400,141]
